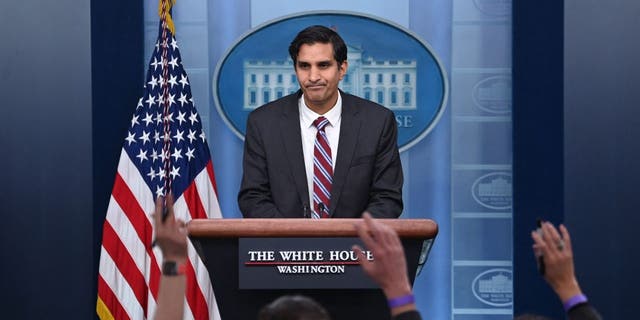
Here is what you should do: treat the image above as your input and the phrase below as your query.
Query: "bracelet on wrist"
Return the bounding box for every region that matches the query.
[387,294,415,309]
[563,294,588,312]
[162,261,186,276]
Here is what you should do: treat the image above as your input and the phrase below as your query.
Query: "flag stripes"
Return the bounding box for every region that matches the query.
[97,276,127,320]
[101,221,149,312]
[99,247,144,319]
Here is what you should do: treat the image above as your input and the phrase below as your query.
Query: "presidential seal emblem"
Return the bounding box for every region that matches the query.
[472,268,513,307]
[472,172,512,210]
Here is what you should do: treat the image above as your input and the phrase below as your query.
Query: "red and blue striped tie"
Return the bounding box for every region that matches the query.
[312,116,332,219]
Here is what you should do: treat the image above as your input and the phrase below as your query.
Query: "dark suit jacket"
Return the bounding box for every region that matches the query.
[238,90,403,218]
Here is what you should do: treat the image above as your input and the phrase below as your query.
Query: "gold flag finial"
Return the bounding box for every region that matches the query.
[158,0,176,35]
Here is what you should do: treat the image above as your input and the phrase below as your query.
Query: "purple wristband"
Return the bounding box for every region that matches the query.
[387,294,415,309]
[563,294,588,312]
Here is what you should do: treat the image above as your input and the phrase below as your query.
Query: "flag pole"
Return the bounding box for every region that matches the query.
[160,0,174,210]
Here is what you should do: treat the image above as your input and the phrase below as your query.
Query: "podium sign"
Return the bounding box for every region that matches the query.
[239,237,376,289]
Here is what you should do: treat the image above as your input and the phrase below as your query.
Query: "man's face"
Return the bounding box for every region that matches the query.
[295,42,348,114]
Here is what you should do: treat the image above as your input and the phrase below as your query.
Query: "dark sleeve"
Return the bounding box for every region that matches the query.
[365,110,404,218]
[237,112,284,218]
[568,303,602,320]
[393,310,422,320]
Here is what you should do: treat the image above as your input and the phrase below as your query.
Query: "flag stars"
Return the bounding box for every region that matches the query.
[169,166,181,179]
[130,115,140,128]
[142,113,154,126]
[178,93,189,107]
[167,93,176,107]
[151,57,160,70]
[148,75,158,90]
[171,148,183,161]
[125,132,136,145]
[139,130,151,145]
[147,167,156,181]
[122,33,211,202]
[168,75,178,88]
[187,129,197,143]
[151,148,159,162]
[176,111,187,125]
[145,93,156,107]
[189,112,199,125]
[136,149,148,163]
[153,130,161,143]
[169,56,179,69]
[173,129,185,143]
[179,74,189,88]
[185,147,195,161]
[155,185,165,197]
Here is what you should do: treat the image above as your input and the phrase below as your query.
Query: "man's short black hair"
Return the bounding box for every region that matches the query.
[288,25,347,67]
[257,295,331,320]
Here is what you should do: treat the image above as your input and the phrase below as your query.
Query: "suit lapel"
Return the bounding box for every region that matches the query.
[330,93,361,216]
[279,93,310,207]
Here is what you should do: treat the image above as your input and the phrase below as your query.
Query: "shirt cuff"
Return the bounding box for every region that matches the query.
[387,294,415,309]
[563,293,588,312]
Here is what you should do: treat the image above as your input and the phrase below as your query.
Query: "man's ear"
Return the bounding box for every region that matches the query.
[339,60,349,78]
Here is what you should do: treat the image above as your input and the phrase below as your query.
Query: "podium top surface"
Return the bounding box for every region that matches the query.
[188,218,438,239]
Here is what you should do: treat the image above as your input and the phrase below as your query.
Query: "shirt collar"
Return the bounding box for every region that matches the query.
[299,92,343,129]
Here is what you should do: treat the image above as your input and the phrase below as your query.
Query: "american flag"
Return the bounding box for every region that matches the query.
[96,5,222,319]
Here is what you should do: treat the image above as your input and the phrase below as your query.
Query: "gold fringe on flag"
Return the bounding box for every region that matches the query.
[95,297,115,320]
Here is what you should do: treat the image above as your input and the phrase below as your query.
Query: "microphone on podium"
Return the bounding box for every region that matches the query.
[318,203,328,217]
[303,202,311,218]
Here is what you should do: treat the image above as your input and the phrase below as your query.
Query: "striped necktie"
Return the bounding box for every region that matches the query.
[312,116,332,219]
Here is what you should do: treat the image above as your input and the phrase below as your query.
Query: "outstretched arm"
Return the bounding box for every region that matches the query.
[353,213,420,318]
[531,222,602,320]
[153,194,187,320]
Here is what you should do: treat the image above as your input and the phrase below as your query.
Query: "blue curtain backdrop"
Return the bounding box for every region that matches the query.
[144,1,512,318]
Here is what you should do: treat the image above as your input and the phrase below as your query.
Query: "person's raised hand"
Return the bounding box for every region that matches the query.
[531,222,582,302]
[153,193,188,262]
[352,212,411,299]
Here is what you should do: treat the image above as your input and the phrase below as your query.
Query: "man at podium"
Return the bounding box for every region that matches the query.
[238,25,403,219]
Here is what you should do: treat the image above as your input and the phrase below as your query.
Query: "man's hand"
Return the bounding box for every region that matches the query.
[531,222,582,302]
[153,193,188,263]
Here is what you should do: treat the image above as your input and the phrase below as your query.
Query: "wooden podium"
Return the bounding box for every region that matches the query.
[188,218,437,320]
